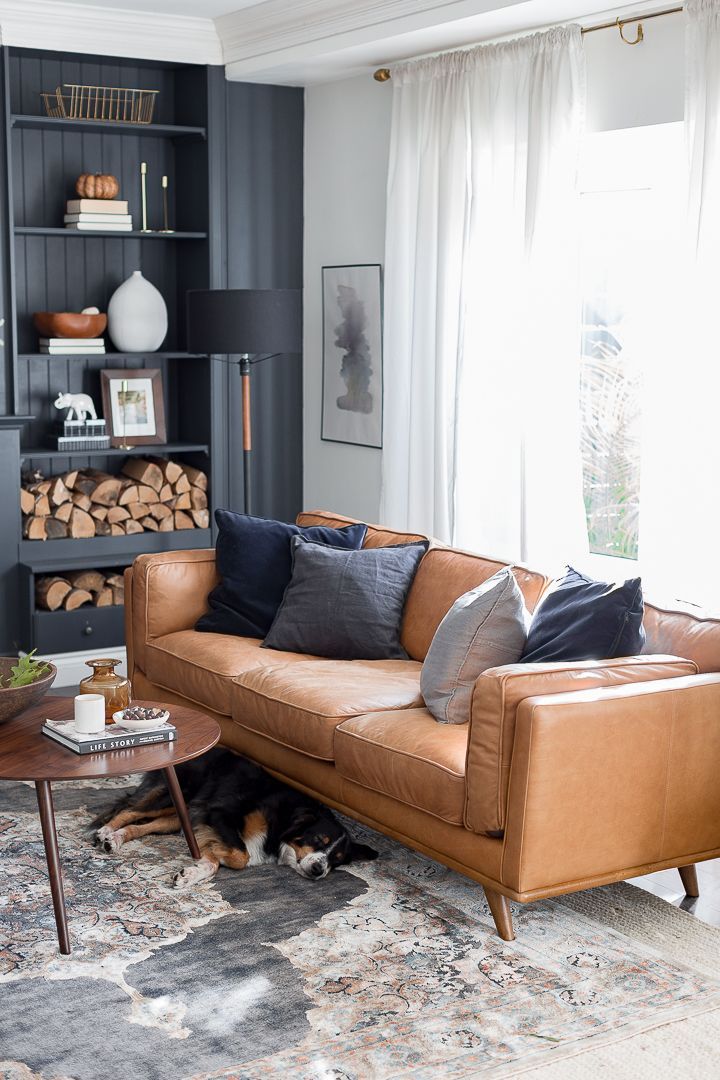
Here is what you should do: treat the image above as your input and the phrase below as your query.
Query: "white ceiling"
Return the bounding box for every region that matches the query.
[0,0,667,84]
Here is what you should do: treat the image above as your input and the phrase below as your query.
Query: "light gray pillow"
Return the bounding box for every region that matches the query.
[263,536,428,660]
[421,567,527,724]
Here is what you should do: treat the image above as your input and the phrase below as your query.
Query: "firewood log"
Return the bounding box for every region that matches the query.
[64,587,93,610]
[159,515,174,532]
[34,480,52,495]
[107,506,131,525]
[129,502,150,520]
[190,486,208,510]
[141,516,159,531]
[174,473,191,494]
[146,456,183,485]
[173,492,191,510]
[71,492,92,511]
[94,586,113,606]
[122,459,163,492]
[159,483,173,503]
[20,489,35,515]
[174,510,194,530]
[34,494,51,517]
[94,519,111,537]
[91,477,123,507]
[111,584,125,605]
[118,484,140,506]
[54,502,73,523]
[90,506,108,522]
[36,576,72,611]
[105,574,125,589]
[150,503,172,521]
[183,465,207,491]
[67,570,106,593]
[48,477,72,507]
[69,507,95,538]
[191,509,210,529]
[45,518,68,539]
[125,520,143,535]
[72,475,97,497]
[23,516,47,540]
[110,524,125,536]
[61,470,79,490]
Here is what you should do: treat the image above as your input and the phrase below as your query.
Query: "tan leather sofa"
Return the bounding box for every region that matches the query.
[125,510,720,940]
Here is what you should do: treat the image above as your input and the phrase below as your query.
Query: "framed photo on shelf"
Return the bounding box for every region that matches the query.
[321,263,383,448]
[100,368,166,447]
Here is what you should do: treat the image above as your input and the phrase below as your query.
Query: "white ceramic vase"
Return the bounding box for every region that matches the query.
[107,270,168,352]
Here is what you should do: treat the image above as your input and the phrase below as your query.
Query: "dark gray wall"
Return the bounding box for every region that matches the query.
[217,80,304,523]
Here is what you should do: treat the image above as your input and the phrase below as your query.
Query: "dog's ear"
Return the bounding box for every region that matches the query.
[280,810,317,842]
[348,841,379,862]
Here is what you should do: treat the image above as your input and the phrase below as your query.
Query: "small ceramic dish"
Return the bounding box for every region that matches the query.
[112,707,170,731]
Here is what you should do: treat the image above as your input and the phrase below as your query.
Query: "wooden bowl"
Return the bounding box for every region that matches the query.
[0,659,57,725]
[33,312,107,339]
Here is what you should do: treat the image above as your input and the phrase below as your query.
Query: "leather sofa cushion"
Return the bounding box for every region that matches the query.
[232,659,423,760]
[296,510,427,549]
[144,631,314,715]
[335,709,468,824]
[401,548,549,662]
[643,601,720,673]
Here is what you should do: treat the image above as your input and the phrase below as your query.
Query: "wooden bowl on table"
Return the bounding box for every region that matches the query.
[33,312,107,339]
[0,659,57,726]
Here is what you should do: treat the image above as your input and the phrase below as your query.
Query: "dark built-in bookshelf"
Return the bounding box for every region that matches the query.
[0,47,304,652]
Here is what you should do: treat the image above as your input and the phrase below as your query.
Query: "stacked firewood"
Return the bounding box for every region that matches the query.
[36,570,125,611]
[21,458,209,540]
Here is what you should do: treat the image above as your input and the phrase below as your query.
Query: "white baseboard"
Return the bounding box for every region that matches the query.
[36,647,127,688]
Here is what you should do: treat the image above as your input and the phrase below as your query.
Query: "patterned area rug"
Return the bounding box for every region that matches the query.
[1,775,720,1079]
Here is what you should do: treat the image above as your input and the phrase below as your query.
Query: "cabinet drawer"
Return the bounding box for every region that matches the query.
[33,606,125,654]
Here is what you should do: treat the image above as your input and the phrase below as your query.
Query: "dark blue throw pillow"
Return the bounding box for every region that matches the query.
[520,566,645,663]
[196,510,368,639]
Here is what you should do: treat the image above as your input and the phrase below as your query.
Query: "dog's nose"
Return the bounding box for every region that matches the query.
[309,862,325,877]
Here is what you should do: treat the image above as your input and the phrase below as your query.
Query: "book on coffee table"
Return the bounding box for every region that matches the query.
[42,717,177,755]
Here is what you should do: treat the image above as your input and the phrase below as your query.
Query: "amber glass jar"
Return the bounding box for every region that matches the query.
[79,658,132,720]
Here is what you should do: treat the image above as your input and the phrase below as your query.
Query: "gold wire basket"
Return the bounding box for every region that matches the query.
[41,84,158,124]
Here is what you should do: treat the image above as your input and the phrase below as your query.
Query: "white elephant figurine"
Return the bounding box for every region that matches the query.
[54,391,97,422]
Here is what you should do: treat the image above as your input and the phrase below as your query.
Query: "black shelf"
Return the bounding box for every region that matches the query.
[15,226,206,240]
[11,115,206,140]
[20,442,209,461]
[20,528,212,568]
[19,352,206,362]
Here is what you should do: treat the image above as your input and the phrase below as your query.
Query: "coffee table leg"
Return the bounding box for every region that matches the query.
[162,766,200,859]
[35,780,71,955]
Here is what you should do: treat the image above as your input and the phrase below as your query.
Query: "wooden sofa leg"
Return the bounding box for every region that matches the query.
[483,886,515,941]
[679,864,700,898]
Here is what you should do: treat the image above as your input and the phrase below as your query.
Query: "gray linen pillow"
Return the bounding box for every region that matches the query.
[263,536,428,660]
[421,567,527,724]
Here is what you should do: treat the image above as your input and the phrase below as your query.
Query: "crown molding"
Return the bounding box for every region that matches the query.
[0,0,223,65]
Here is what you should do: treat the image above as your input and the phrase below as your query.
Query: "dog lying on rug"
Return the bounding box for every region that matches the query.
[92,748,378,887]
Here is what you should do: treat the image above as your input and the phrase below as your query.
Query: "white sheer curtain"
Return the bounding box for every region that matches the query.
[381,28,588,570]
[639,0,720,608]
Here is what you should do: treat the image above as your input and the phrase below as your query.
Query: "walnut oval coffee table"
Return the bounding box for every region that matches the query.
[0,696,220,955]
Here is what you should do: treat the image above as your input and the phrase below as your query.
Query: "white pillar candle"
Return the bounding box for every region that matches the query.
[74,694,106,734]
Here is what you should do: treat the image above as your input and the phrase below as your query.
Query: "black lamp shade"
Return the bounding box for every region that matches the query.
[186,289,302,355]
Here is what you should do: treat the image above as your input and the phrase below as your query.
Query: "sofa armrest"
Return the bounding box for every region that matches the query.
[501,674,720,896]
[126,548,218,675]
[465,654,698,835]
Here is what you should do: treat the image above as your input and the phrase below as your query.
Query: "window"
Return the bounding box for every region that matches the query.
[578,123,683,571]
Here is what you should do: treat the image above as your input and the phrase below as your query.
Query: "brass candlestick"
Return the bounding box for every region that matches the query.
[160,174,174,233]
[140,162,150,232]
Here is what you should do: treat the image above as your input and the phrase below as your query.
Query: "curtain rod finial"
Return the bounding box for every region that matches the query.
[374,67,391,82]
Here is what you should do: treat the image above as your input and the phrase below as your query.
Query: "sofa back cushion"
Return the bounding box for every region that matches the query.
[297,512,549,662]
[643,602,720,673]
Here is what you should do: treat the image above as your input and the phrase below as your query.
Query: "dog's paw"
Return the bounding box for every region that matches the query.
[96,826,124,853]
[173,857,215,888]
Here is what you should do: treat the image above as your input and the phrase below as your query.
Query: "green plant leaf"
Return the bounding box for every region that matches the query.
[5,649,52,688]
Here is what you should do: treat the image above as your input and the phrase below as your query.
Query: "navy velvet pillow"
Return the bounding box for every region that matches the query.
[521,566,645,663]
[196,510,368,639]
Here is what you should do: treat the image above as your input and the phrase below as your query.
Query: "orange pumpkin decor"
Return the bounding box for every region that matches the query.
[75,173,120,200]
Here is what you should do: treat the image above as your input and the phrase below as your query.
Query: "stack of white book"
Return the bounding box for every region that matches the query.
[40,337,105,355]
[64,198,132,232]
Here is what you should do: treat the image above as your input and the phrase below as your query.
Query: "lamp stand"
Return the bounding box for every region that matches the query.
[240,354,252,516]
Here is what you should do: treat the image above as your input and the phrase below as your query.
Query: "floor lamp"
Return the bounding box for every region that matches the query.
[186,289,302,516]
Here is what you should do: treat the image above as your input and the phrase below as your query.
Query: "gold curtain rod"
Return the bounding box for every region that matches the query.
[373,4,684,80]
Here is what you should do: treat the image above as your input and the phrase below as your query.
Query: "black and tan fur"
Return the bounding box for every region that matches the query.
[92,748,377,887]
